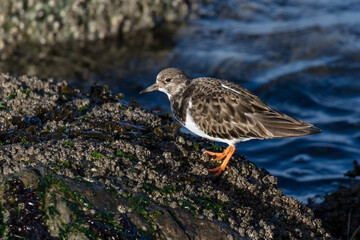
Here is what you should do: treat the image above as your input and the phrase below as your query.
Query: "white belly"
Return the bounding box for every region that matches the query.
[183,100,253,146]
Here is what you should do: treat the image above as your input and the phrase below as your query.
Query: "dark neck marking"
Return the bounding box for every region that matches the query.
[170,84,194,124]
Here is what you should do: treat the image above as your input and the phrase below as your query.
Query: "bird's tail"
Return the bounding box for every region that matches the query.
[256,110,321,138]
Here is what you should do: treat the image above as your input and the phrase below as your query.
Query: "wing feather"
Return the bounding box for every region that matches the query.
[188,78,320,140]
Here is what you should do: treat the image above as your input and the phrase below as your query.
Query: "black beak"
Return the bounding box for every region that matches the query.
[140,83,159,94]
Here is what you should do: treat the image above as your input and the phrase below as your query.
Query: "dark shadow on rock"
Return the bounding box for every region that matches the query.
[313,180,360,240]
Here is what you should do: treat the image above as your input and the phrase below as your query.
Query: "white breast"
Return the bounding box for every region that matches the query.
[183,100,253,146]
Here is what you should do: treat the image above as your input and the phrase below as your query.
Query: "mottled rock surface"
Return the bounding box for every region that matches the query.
[0,73,332,239]
[0,0,189,51]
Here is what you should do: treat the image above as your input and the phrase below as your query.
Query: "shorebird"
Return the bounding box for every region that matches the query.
[140,68,321,176]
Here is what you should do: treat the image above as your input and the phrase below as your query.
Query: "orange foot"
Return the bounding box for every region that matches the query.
[205,146,231,161]
[206,145,236,176]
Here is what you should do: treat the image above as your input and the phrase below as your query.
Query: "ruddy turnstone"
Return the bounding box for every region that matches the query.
[140,68,321,176]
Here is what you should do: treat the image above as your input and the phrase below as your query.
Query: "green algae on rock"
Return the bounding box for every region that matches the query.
[0,169,144,239]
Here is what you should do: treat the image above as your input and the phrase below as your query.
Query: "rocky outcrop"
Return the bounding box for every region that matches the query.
[313,180,360,240]
[0,0,189,51]
[0,73,332,239]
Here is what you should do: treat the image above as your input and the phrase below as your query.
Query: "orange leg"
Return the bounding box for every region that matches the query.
[208,146,236,176]
[205,146,231,161]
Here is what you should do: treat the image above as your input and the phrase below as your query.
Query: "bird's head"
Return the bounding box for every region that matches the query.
[140,68,190,99]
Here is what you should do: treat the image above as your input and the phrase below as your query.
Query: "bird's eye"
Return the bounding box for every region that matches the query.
[165,78,172,83]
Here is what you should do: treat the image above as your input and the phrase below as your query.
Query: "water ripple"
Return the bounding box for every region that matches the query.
[193,11,360,35]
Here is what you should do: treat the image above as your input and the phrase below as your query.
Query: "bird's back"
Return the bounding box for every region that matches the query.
[180,77,320,141]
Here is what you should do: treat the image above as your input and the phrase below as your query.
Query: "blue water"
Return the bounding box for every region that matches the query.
[4,0,360,202]
[115,0,360,202]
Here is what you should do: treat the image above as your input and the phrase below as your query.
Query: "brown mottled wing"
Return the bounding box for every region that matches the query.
[189,78,321,140]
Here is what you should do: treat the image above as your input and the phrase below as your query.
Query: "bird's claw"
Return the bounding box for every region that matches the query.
[208,166,225,176]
